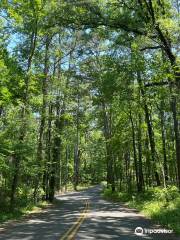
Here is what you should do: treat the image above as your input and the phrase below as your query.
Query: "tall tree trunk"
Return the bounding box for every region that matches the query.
[138,0,180,189]
[49,96,64,202]
[10,22,38,209]
[43,103,53,200]
[74,101,80,190]
[74,145,80,191]
[138,112,144,191]
[34,35,51,202]
[10,154,19,209]
[159,101,168,186]
[144,135,151,187]
[171,95,180,189]
[124,151,131,192]
[74,78,80,191]
[64,145,69,192]
[137,72,160,186]
[129,110,139,192]
[102,101,115,192]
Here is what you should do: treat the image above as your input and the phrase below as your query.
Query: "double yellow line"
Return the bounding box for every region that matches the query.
[60,200,90,240]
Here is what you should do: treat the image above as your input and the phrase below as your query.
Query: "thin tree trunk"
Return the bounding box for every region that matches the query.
[65,145,69,192]
[10,154,19,209]
[171,95,180,189]
[138,112,144,191]
[34,35,51,202]
[102,101,115,192]
[129,110,139,192]
[145,135,151,187]
[137,71,160,186]
[159,102,168,185]
[44,103,53,200]
[74,78,80,191]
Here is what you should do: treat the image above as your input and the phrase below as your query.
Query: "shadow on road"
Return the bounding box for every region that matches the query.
[0,186,179,240]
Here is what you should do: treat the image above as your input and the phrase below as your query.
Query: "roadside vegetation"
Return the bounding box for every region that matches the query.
[0,201,50,224]
[0,0,180,229]
[0,182,92,224]
[103,186,180,234]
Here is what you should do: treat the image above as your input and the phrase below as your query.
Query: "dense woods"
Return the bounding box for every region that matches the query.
[0,0,179,215]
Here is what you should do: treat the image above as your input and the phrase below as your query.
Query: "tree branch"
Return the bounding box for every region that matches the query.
[140,46,161,51]
[144,81,170,87]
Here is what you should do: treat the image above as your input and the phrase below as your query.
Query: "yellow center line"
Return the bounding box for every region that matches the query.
[60,200,90,240]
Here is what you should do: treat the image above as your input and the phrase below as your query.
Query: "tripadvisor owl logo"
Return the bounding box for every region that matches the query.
[135,227,143,236]
[134,227,173,235]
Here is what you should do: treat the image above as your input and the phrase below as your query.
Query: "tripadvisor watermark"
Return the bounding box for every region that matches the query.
[134,227,173,236]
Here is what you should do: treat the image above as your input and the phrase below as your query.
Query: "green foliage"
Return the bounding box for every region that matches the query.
[0,200,49,223]
[152,186,179,202]
[103,186,180,234]
[103,188,131,202]
[0,0,180,230]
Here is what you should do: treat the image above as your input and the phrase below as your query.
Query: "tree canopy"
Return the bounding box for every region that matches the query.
[0,0,179,213]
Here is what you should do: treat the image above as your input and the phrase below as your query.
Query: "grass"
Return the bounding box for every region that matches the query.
[77,182,96,191]
[0,201,50,225]
[0,182,94,225]
[57,182,96,193]
[102,185,180,235]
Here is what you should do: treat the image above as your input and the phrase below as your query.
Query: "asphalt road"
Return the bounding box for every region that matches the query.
[0,186,179,240]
